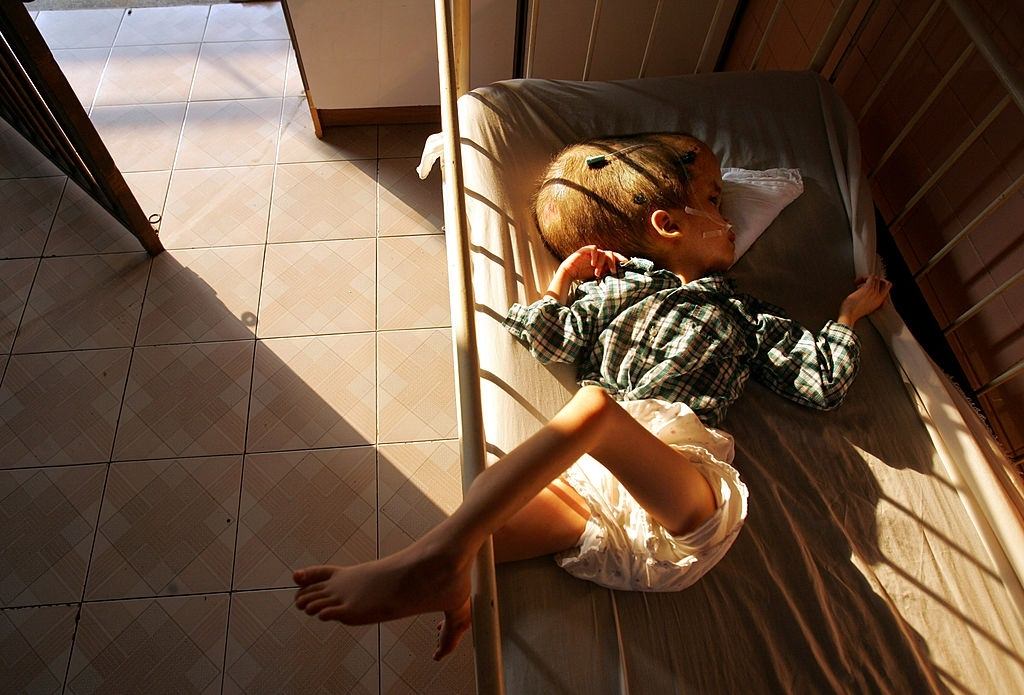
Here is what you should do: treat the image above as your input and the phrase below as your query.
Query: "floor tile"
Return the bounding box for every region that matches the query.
[378,158,443,237]
[234,448,375,589]
[90,102,187,172]
[177,98,282,168]
[51,47,111,110]
[113,341,253,461]
[161,165,274,248]
[204,1,289,42]
[377,329,457,443]
[257,239,375,337]
[380,606,475,695]
[224,589,378,695]
[45,172,169,255]
[378,441,474,693]
[279,97,376,163]
[85,456,241,600]
[378,441,462,550]
[14,253,149,353]
[65,594,228,695]
[0,604,77,694]
[36,9,123,49]
[0,349,131,468]
[137,246,264,345]
[113,5,210,46]
[378,123,440,159]
[269,160,376,242]
[191,40,289,101]
[0,177,64,260]
[0,121,62,179]
[0,464,106,607]
[94,43,201,106]
[246,334,376,453]
[285,48,304,96]
[0,260,39,354]
[377,235,451,330]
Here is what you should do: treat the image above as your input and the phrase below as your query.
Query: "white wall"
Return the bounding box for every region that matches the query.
[287,0,517,110]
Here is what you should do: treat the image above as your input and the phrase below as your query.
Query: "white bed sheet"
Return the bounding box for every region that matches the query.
[447,70,1024,693]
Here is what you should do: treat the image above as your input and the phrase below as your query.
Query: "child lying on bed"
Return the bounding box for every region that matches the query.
[292,133,891,661]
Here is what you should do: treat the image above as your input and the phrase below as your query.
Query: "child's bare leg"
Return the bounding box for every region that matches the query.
[492,478,590,563]
[294,386,715,658]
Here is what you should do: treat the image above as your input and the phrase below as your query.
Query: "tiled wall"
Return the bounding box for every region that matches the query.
[724,0,1024,459]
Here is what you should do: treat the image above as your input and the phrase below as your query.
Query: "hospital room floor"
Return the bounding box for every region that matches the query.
[0,3,473,693]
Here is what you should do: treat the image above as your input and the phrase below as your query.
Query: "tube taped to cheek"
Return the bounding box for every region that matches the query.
[685,206,732,238]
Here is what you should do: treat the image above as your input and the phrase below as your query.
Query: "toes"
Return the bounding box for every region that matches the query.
[294,582,325,600]
[318,606,347,622]
[294,590,327,610]
[304,597,338,616]
[293,566,335,586]
[434,598,472,661]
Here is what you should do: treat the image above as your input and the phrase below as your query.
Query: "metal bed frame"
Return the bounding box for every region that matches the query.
[429,2,1024,692]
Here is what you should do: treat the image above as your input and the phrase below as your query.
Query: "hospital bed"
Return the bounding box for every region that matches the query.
[427,2,1024,692]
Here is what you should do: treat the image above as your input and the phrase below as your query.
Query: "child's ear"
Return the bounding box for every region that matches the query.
[650,209,681,238]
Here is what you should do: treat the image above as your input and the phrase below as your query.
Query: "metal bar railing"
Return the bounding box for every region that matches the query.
[809,0,859,73]
[433,1,505,693]
[581,0,603,81]
[977,357,1024,397]
[749,0,783,71]
[856,0,943,122]
[943,266,1024,337]
[914,171,1024,280]
[889,93,1011,229]
[945,0,1024,115]
[696,0,739,73]
[829,0,880,82]
[525,0,539,78]
[637,0,663,78]
[868,43,975,179]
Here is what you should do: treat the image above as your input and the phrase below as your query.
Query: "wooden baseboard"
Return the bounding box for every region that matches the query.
[316,105,441,127]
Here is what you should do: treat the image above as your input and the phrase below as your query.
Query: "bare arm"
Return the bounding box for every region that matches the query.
[544,245,628,305]
[837,275,891,326]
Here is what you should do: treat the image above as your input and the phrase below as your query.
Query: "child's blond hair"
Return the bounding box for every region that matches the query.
[533,133,707,260]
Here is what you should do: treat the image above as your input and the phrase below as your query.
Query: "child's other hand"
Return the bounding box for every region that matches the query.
[838,275,891,326]
[559,245,628,282]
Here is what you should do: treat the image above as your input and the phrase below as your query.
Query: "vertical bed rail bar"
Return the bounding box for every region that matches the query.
[829,0,879,82]
[525,0,539,78]
[942,266,1024,336]
[695,0,740,73]
[581,0,603,81]
[890,94,1011,228]
[868,43,975,178]
[749,0,783,70]
[944,0,1024,114]
[856,0,943,122]
[637,0,663,78]
[809,0,859,74]
[433,1,506,693]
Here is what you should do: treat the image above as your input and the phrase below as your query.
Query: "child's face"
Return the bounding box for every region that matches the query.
[669,148,735,272]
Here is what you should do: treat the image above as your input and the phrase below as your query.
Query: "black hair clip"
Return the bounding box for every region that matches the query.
[679,150,696,164]
[632,193,647,205]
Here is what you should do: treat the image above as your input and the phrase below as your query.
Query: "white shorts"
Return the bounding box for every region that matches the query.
[554,398,749,592]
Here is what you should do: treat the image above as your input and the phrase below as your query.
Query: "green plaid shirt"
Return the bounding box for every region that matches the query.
[503,258,861,427]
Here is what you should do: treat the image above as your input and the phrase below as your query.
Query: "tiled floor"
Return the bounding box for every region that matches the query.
[0,4,473,693]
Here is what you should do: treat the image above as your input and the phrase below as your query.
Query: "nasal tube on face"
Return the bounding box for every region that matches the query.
[684,206,732,239]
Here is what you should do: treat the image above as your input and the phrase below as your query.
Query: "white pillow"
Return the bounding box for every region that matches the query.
[721,167,804,266]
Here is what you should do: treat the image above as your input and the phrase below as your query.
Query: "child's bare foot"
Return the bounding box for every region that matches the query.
[293,539,474,660]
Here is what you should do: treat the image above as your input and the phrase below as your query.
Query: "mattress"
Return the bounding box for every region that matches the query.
[445,71,1024,693]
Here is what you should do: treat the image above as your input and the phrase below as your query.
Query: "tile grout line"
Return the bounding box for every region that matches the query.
[375,129,383,692]
[0,176,69,389]
[0,435,460,474]
[58,8,130,690]
[216,48,290,693]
